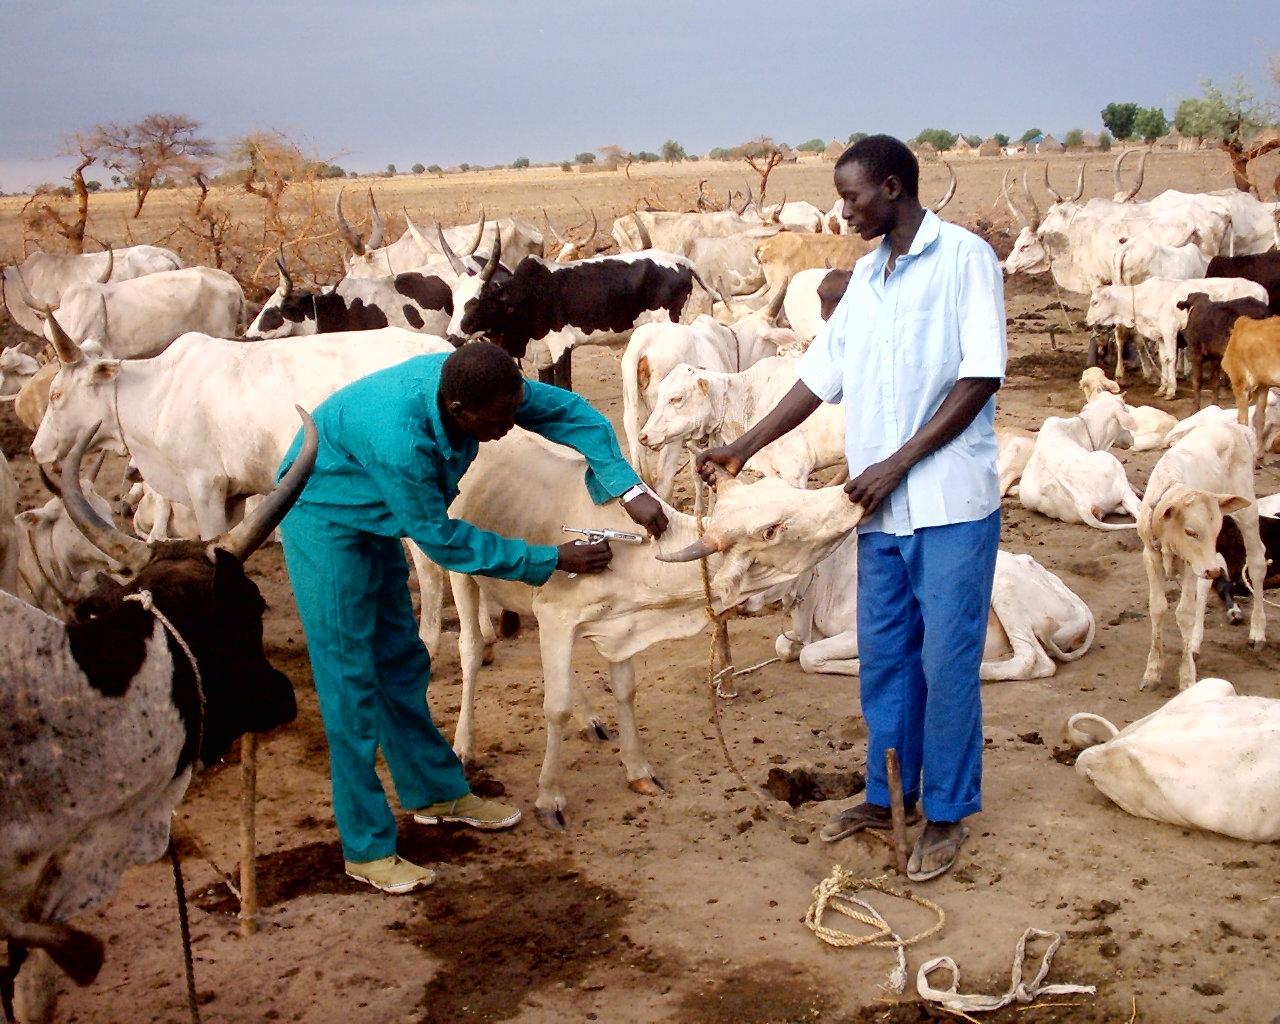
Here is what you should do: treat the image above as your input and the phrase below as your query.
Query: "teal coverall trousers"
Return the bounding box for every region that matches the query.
[281,506,469,863]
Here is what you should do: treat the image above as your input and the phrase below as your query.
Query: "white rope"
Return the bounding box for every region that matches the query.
[124,591,205,752]
[1240,560,1280,609]
[917,928,1095,1013]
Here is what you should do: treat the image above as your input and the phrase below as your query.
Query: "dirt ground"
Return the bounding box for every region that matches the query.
[3,151,1280,1023]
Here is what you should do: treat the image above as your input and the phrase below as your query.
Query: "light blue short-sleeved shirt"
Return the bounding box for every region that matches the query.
[797,210,1006,537]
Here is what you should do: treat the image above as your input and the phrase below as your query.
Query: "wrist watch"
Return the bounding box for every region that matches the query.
[620,484,648,504]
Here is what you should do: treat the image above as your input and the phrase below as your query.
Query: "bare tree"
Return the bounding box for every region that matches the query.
[37,134,100,252]
[227,130,310,235]
[743,136,784,206]
[94,113,215,217]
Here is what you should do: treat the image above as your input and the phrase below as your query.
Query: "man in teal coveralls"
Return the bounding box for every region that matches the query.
[278,342,668,893]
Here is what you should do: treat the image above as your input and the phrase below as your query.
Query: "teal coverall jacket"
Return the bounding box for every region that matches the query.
[277,353,640,861]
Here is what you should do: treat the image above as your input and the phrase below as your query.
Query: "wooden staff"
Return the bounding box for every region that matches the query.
[239,733,258,937]
[885,748,910,876]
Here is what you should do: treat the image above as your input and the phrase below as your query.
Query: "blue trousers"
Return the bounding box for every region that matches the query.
[280,507,470,862]
[856,511,1000,822]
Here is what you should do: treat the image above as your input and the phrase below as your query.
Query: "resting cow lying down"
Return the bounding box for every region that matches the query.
[775,537,1093,681]
[1018,392,1141,529]
[1077,367,1176,452]
[1067,677,1280,842]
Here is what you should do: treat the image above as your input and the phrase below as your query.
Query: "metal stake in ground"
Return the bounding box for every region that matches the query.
[239,733,258,937]
[885,748,910,876]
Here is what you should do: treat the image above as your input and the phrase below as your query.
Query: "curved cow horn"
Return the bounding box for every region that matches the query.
[61,422,150,574]
[334,188,366,256]
[542,209,566,247]
[464,210,486,256]
[770,193,786,223]
[762,282,788,324]
[1002,171,1030,229]
[96,293,111,351]
[366,189,385,250]
[38,463,62,496]
[1111,149,1130,196]
[93,246,115,285]
[275,244,293,298]
[573,197,598,245]
[403,209,428,249]
[738,185,753,216]
[654,535,721,563]
[1019,170,1041,230]
[11,265,45,313]
[1119,148,1148,203]
[210,407,317,564]
[1042,162,1064,204]
[435,222,467,275]
[43,306,82,364]
[478,228,502,284]
[932,162,957,213]
[1068,160,1086,203]
[631,212,653,250]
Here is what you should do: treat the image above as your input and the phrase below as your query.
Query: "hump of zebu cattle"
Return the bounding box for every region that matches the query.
[1070,678,1280,841]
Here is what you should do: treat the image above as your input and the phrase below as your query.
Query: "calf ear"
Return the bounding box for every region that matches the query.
[91,359,120,383]
[696,377,709,395]
[1216,493,1252,515]
[636,355,650,391]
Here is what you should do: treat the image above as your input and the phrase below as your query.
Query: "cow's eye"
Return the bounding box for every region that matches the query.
[669,395,683,406]
[761,523,782,541]
[1185,528,1198,539]
[50,389,62,403]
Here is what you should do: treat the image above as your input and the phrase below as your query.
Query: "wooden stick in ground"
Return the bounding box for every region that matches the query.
[239,732,259,937]
[885,748,910,876]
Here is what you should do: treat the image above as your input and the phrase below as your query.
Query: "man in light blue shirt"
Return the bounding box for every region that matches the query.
[698,136,1005,881]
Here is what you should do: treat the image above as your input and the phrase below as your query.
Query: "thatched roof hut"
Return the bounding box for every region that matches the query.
[822,140,844,161]
[978,136,1002,157]
[951,136,974,155]
[914,140,938,160]
[1037,134,1064,153]
[1080,131,1100,150]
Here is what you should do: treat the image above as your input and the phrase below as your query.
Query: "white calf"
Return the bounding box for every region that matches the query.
[639,358,845,487]
[1137,420,1264,690]
[1078,368,1176,452]
[1018,394,1142,529]
[621,308,794,499]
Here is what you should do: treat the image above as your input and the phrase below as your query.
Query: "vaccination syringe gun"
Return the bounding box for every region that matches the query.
[560,525,645,578]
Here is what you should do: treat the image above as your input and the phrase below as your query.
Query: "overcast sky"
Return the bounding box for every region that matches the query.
[0,0,1274,192]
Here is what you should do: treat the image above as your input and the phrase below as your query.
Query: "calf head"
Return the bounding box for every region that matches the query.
[245,255,321,339]
[1085,286,1128,330]
[1079,366,1121,404]
[658,471,863,606]
[639,364,720,449]
[1080,392,1137,450]
[1145,484,1250,581]
[0,346,40,397]
[60,410,317,768]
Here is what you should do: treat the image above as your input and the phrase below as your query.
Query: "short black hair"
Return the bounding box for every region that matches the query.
[439,341,523,406]
[835,135,919,199]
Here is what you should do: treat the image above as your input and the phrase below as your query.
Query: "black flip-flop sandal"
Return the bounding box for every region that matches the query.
[820,802,922,843]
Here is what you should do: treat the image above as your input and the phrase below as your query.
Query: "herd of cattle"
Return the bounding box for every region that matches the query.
[1,151,1280,1019]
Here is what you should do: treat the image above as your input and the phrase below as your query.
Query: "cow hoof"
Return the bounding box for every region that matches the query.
[536,807,569,831]
[628,776,665,796]
[481,643,496,666]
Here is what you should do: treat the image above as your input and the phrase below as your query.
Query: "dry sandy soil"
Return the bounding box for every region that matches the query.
[2,151,1279,1024]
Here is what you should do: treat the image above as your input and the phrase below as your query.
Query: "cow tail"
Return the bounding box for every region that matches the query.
[1041,609,1095,663]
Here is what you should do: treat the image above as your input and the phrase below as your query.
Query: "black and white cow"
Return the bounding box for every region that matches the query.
[452,229,724,389]
[244,253,455,339]
[0,416,312,1019]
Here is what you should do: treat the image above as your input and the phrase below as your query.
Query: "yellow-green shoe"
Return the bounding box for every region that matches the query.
[344,854,435,894]
[413,793,522,830]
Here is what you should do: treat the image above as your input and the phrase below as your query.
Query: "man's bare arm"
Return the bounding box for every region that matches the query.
[845,377,1001,516]
[695,380,822,481]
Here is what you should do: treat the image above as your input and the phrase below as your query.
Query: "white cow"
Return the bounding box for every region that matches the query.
[29,324,453,650]
[1165,394,1280,452]
[996,429,1036,497]
[1017,394,1141,529]
[0,348,41,398]
[1085,276,1269,398]
[1112,236,1209,285]
[445,429,815,828]
[1077,368,1176,452]
[621,298,794,499]
[776,539,1093,681]
[611,209,761,254]
[1069,678,1280,841]
[1,245,182,335]
[639,358,845,487]
[36,267,245,359]
[14,484,117,619]
[1136,420,1265,690]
